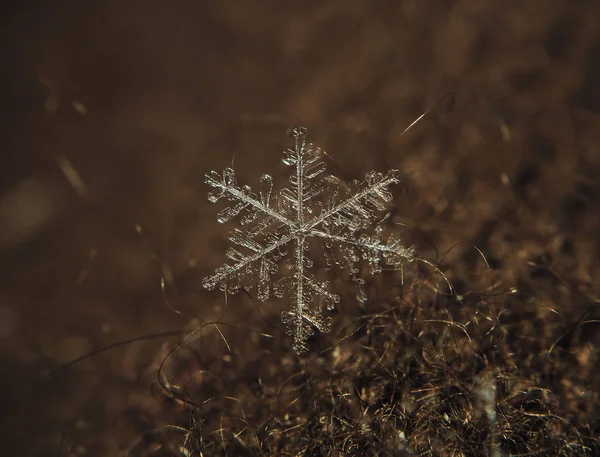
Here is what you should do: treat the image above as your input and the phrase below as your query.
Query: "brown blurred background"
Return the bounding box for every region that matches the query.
[1,1,600,455]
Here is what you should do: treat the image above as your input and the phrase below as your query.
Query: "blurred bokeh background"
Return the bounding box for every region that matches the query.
[1,1,599,455]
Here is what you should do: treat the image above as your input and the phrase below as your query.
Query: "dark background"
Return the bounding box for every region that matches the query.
[1,1,599,455]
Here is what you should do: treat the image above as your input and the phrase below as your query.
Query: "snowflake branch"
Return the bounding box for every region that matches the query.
[295,132,306,227]
[202,232,295,289]
[293,235,306,352]
[306,169,400,232]
[206,169,294,227]
[310,230,415,261]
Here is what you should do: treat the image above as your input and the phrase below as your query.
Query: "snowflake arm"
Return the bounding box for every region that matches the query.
[306,169,401,233]
[202,231,294,294]
[310,230,416,267]
[204,168,293,227]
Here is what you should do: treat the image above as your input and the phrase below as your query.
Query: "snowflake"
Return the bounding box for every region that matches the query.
[202,127,415,353]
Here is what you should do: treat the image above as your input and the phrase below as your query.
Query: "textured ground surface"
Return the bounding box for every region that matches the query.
[1,1,599,456]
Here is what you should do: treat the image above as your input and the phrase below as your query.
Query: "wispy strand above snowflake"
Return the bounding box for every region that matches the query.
[203,127,415,353]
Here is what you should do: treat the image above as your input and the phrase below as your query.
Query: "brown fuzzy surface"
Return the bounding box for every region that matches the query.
[1,1,599,456]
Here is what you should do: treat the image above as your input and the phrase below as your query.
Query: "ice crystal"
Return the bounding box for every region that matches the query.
[203,127,415,353]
